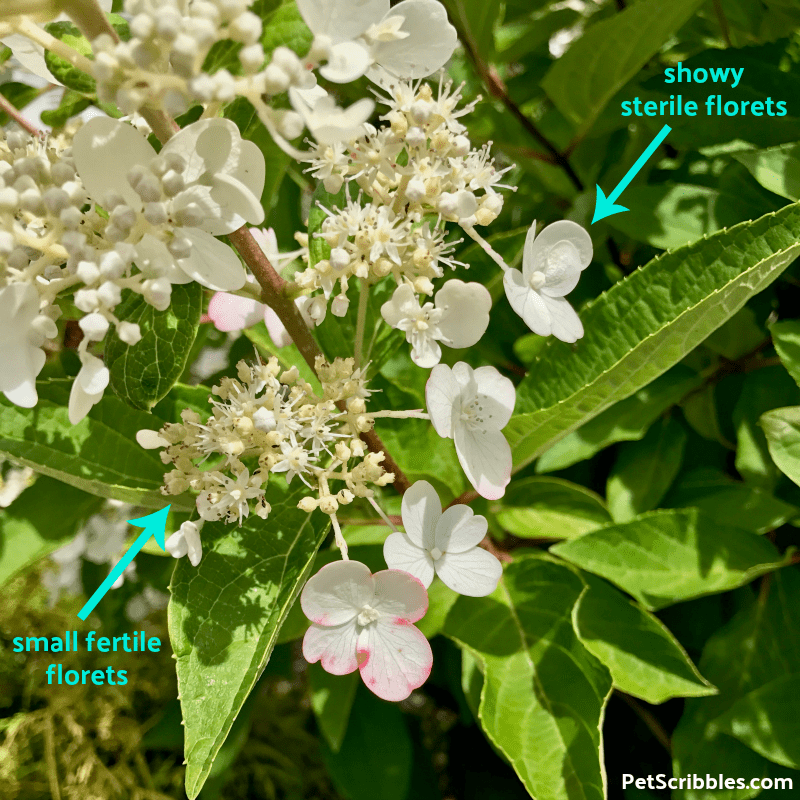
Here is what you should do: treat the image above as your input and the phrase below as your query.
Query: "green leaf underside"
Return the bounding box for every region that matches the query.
[551,509,789,611]
[169,484,330,798]
[507,201,800,472]
[0,477,103,586]
[442,554,612,800]
[771,319,800,388]
[308,665,359,754]
[495,476,611,540]
[107,283,202,410]
[0,382,184,509]
[541,0,705,130]
[672,569,800,799]
[573,574,716,704]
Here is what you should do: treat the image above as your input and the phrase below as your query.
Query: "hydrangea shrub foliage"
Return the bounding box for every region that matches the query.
[1,0,800,797]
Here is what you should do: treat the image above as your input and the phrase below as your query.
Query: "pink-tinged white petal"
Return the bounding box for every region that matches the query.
[473,366,516,430]
[178,228,247,291]
[300,560,374,626]
[303,619,360,675]
[541,294,584,343]
[400,479,440,549]
[371,0,457,79]
[357,618,433,701]
[434,505,488,554]
[425,363,461,439]
[435,548,502,597]
[383,532,435,588]
[454,426,512,500]
[72,117,156,209]
[435,280,491,349]
[503,268,552,337]
[208,293,265,332]
[265,307,292,347]
[372,569,429,622]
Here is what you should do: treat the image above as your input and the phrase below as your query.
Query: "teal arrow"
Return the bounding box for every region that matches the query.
[592,124,672,224]
[77,505,171,620]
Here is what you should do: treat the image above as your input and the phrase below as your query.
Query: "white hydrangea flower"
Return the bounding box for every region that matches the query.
[297,0,457,84]
[289,86,374,146]
[503,220,592,343]
[68,353,110,424]
[384,480,502,596]
[72,116,266,291]
[165,520,203,567]
[426,362,515,500]
[381,279,491,368]
[0,283,56,408]
[301,560,432,702]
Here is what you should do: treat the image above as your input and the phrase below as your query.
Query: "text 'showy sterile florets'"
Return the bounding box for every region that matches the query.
[137,356,395,526]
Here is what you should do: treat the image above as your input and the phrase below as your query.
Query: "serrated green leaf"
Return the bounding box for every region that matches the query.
[714,673,800,770]
[0,477,103,586]
[771,319,800,387]
[761,406,800,488]
[607,415,686,523]
[106,284,202,411]
[507,202,800,473]
[494,476,611,540]
[551,509,789,610]
[541,0,705,131]
[308,665,359,754]
[573,573,716,704]
[672,569,800,800]
[442,554,613,800]
[0,381,186,510]
[535,365,700,473]
[169,485,330,798]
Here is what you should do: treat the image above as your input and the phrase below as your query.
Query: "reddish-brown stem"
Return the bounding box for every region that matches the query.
[0,93,40,136]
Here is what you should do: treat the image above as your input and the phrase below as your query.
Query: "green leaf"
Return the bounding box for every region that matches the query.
[735,143,800,201]
[607,416,686,522]
[106,283,202,411]
[308,665,359,754]
[0,381,182,510]
[442,0,501,60]
[259,0,312,58]
[169,486,330,798]
[761,406,800,488]
[551,509,789,610]
[535,365,700,473]
[573,573,716,704]
[0,477,103,586]
[771,319,800,388]
[442,554,613,800]
[664,467,799,535]
[39,89,92,128]
[714,673,800,770]
[734,367,800,490]
[0,83,40,125]
[672,569,800,799]
[320,684,413,800]
[540,0,705,131]
[507,201,800,473]
[494,476,611,540]
[415,577,459,638]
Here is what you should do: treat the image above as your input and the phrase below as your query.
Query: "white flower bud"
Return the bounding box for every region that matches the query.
[99,250,126,279]
[161,170,185,197]
[406,126,426,148]
[262,64,290,94]
[276,110,304,141]
[76,260,100,285]
[405,178,425,202]
[118,321,142,345]
[97,281,122,308]
[330,247,350,271]
[74,289,100,313]
[298,497,318,512]
[79,312,110,341]
[239,43,265,72]
[143,277,172,311]
[143,202,168,225]
[272,46,301,79]
[331,294,349,317]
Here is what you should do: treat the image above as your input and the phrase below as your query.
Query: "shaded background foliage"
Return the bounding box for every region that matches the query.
[3,0,800,798]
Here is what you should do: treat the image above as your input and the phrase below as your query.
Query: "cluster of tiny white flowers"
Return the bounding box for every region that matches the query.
[137,356,395,527]
[295,77,512,325]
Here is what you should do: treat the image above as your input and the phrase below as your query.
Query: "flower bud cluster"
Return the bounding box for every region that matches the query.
[138,356,395,525]
[0,126,150,417]
[296,77,512,322]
